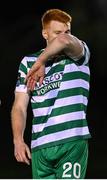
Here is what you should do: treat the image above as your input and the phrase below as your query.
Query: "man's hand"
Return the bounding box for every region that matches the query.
[14,140,31,165]
[25,60,45,91]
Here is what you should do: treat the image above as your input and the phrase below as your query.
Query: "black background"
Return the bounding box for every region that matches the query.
[0,0,107,178]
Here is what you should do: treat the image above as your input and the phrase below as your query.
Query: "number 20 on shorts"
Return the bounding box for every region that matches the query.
[62,162,81,178]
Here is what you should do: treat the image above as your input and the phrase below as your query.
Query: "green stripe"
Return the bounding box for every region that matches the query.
[32,119,88,140]
[32,115,48,125]
[32,104,86,125]
[46,64,64,76]
[27,61,35,68]
[45,58,73,68]
[19,77,25,84]
[32,97,56,109]
[19,63,27,74]
[63,71,90,82]
[50,103,86,117]
[46,58,78,76]
[27,59,64,75]
[32,88,88,109]
[58,87,89,99]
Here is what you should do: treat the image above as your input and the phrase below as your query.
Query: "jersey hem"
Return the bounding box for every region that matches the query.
[31,134,91,153]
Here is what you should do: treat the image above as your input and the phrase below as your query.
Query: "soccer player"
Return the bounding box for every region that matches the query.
[11,9,91,179]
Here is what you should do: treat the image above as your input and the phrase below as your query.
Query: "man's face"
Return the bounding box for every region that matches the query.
[42,20,71,44]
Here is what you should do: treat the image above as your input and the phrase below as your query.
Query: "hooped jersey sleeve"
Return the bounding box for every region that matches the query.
[15,56,28,93]
[72,41,90,66]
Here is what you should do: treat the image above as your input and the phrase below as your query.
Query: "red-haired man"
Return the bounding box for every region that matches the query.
[11,9,91,179]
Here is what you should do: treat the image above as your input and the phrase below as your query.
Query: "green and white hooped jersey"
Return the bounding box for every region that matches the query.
[15,42,91,152]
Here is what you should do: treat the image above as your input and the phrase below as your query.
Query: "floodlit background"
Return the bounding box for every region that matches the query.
[0,0,107,178]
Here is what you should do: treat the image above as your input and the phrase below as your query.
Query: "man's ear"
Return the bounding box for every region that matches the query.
[42,29,48,40]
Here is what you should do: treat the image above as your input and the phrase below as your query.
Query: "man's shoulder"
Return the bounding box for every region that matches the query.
[20,49,44,67]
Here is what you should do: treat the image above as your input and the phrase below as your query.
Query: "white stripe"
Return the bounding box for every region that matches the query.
[54,95,87,108]
[32,124,45,133]
[31,89,58,102]
[78,65,90,74]
[31,126,89,148]
[60,79,89,90]
[26,56,37,62]
[83,43,90,65]
[45,66,51,74]
[21,57,28,66]
[33,95,87,117]
[64,64,90,75]
[19,70,26,77]
[32,111,85,133]
[15,85,27,93]
[47,111,85,127]
[33,106,53,117]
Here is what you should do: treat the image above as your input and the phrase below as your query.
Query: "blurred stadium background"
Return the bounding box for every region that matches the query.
[0,0,107,178]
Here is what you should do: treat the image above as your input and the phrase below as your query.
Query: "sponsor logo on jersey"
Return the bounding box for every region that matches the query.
[36,72,63,95]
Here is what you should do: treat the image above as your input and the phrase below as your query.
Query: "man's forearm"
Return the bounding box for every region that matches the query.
[37,36,68,63]
[37,34,83,64]
[64,35,84,60]
[11,107,26,144]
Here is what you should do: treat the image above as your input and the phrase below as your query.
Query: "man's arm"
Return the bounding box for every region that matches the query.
[34,34,84,63]
[25,34,84,90]
[11,92,31,165]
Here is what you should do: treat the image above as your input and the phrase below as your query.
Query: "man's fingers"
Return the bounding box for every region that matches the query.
[21,146,31,165]
[14,142,31,165]
[26,145,31,159]
[26,76,44,91]
[27,77,37,91]
[15,153,21,162]
[24,69,36,84]
[15,151,31,165]
[39,76,44,86]
[26,65,39,80]
[16,154,30,165]
[21,152,30,165]
[15,153,24,163]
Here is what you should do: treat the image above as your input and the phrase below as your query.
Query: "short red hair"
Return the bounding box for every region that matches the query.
[42,9,72,29]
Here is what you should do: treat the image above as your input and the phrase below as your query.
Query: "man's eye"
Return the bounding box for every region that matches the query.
[65,30,70,34]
